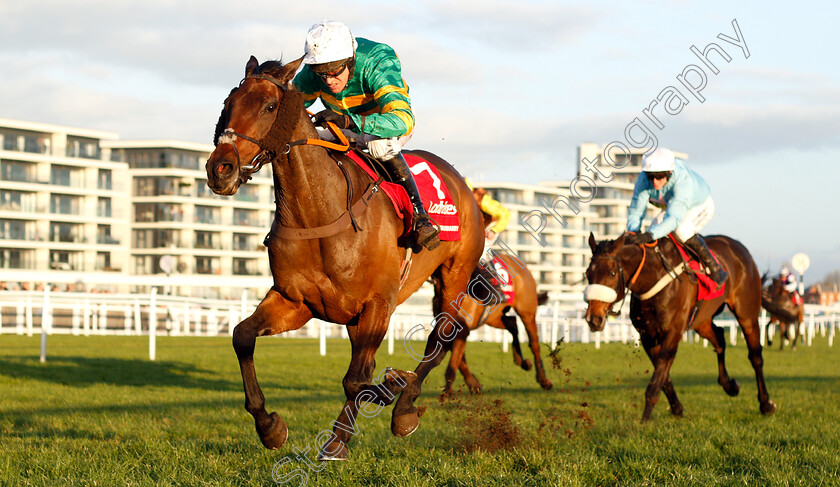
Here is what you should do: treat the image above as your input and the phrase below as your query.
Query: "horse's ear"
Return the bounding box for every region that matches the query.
[246,56,259,76]
[279,55,305,85]
[588,232,597,252]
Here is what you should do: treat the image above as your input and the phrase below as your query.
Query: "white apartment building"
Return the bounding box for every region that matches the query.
[477,181,595,297]
[0,118,130,286]
[102,140,275,299]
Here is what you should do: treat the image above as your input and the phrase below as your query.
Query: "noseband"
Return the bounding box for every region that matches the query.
[584,254,629,317]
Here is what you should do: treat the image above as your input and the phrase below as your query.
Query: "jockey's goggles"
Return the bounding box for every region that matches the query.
[645,171,672,182]
[311,60,348,80]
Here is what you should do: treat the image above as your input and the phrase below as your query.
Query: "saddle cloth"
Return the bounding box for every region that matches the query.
[669,234,725,301]
[345,151,461,241]
[490,255,515,304]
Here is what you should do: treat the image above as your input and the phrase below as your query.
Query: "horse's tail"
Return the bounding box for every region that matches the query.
[537,290,549,306]
[761,297,799,323]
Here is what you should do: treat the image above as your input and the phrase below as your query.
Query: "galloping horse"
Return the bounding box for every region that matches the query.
[206,56,484,459]
[444,252,554,394]
[761,275,804,351]
[583,232,776,421]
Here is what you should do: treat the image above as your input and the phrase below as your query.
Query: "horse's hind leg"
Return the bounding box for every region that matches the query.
[392,265,476,437]
[694,319,740,397]
[320,297,410,460]
[445,331,481,395]
[516,309,553,390]
[501,314,530,370]
[232,290,312,450]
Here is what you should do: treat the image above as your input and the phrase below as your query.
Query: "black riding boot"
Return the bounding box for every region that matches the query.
[685,234,728,288]
[381,153,441,251]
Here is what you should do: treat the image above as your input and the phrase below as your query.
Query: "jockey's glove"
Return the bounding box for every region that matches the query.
[625,232,653,246]
[313,109,357,131]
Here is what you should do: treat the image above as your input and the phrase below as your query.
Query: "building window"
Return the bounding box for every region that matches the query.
[0,220,28,240]
[195,256,218,274]
[0,249,33,269]
[195,206,219,224]
[1,160,34,182]
[97,197,112,218]
[50,194,81,215]
[195,231,218,249]
[98,169,112,190]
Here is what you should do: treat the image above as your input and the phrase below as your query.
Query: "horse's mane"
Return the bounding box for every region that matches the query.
[213,58,299,146]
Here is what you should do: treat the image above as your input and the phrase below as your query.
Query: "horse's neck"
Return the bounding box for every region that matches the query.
[270,114,356,229]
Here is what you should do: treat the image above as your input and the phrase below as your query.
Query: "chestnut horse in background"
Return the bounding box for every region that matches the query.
[444,252,554,394]
[205,56,484,460]
[761,275,804,351]
[583,232,776,421]
[440,186,552,393]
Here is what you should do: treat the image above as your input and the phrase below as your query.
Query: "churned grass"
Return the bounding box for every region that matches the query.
[1,332,839,486]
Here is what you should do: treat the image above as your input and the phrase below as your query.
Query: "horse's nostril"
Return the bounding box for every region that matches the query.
[218,163,232,175]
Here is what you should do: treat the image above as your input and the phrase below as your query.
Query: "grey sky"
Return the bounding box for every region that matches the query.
[1,0,838,282]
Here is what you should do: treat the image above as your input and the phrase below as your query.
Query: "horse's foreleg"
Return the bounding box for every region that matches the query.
[639,332,682,418]
[736,314,777,415]
[232,290,311,450]
[319,299,395,461]
[694,320,740,397]
[640,331,682,422]
[517,312,553,390]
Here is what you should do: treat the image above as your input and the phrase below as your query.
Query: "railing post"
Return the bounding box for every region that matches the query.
[149,288,157,361]
[320,320,327,356]
[40,287,51,363]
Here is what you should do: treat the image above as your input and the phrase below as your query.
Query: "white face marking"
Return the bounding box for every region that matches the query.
[218,129,237,145]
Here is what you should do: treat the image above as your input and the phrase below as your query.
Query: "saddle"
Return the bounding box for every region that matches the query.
[668,234,724,301]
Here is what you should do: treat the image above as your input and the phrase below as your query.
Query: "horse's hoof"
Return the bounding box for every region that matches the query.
[540,379,554,390]
[468,382,483,395]
[725,379,741,397]
[670,405,684,417]
[761,400,777,415]
[317,439,349,461]
[521,359,533,371]
[258,412,288,450]
[391,411,420,438]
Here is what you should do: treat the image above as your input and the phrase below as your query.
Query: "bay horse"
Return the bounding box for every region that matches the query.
[761,275,804,351]
[583,232,776,421]
[444,252,554,394]
[205,56,484,460]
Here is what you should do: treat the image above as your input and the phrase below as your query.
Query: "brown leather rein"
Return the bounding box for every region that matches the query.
[217,73,382,240]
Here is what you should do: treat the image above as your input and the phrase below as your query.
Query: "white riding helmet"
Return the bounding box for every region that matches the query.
[781,266,790,275]
[303,20,358,65]
[641,147,676,172]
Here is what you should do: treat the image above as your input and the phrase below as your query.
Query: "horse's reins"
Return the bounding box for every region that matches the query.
[217,74,381,239]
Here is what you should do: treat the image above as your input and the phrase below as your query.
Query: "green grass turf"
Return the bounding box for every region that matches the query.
[1,333,839,486]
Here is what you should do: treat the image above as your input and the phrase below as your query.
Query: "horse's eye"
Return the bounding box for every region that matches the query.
[266,103,277,113]
[610,270,617,277]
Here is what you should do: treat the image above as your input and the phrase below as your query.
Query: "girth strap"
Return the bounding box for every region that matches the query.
[637,262,686,300]
[274,180,381,240]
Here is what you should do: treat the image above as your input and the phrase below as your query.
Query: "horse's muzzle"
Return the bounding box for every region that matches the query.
[584,302,609,332]
[205,148,241,195]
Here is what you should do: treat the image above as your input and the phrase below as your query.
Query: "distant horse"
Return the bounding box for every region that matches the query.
[761,275,804,351]
[206,56,484,459]
[583,232,776,421]
[444,252,554,394]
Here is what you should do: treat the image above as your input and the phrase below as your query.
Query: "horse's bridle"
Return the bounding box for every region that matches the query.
[584,254,629,317]
[216,74,297,184]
